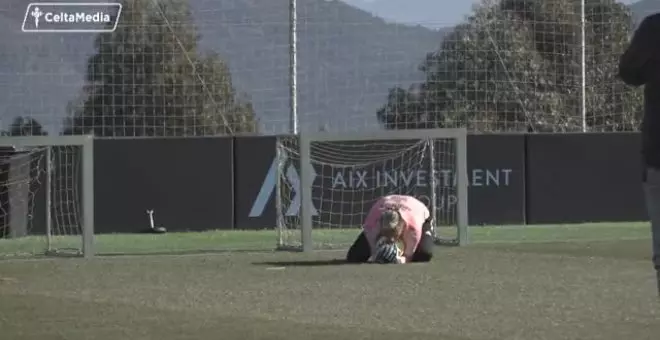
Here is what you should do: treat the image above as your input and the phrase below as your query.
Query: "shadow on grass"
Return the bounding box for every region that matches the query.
[253,259,356,267]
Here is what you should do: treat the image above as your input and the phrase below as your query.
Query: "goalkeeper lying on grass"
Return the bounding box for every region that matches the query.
[346,194,434,264]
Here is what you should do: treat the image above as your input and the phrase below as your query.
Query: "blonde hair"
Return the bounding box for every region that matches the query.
[378,208,404,242]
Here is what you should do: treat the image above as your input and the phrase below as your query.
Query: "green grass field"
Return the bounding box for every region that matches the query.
[1,222,653,256]
[0,223,659,340]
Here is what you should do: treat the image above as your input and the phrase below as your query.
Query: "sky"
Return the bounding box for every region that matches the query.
[340,0,640,29]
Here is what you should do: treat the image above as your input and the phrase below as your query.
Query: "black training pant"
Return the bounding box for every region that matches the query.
[345,230,434,263]
[642,167,660,296]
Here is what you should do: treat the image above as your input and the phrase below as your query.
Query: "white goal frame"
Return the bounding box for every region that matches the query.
[0,135,94,258]
[298,128,468,253]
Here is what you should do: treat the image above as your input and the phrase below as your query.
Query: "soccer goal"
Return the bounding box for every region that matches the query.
[0,135,94,258]
[275,128,468,252]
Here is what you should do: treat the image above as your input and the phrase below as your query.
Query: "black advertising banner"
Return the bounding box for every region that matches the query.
[467,134,525,225]
[53,133,650,233]
[525,133,646,224]
[234,136,278,229]
[94,137,234,233]
[234,135,525,229]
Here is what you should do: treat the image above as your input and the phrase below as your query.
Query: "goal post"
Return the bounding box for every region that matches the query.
[277,128,468,252]
[0,135,94,258]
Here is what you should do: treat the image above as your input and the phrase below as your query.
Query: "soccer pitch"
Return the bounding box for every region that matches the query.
[0,223,659,340]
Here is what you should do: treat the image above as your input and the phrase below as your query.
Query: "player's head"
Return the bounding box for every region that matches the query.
[378,207,404,242]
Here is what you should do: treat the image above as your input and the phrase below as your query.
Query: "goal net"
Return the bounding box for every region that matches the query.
[0,136,94,258]
[275,129,468,252]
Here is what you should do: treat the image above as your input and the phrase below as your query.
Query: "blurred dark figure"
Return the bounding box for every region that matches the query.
[618,12,660,297]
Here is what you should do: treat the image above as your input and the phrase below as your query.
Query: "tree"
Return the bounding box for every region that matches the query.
[65,0,257,137]
[378,0,643,132]
[6,116,47,136]
[377,86,428,129]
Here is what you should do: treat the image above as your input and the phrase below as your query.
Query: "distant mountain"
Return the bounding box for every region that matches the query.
[341,0,476,29]
[0,0,446,134]
[630,0,660,22]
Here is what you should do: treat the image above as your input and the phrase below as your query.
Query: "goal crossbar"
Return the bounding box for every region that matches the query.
[0,135,93,147]
[0,135,94,258]
[298,128,469,252]
[300,128,467,142]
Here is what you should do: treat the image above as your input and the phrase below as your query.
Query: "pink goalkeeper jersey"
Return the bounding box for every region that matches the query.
[363,195,430,260]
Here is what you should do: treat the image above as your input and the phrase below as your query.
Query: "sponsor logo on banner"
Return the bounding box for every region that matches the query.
[249,156,318,217]
[249,155,513,217]
[326,167,513,211]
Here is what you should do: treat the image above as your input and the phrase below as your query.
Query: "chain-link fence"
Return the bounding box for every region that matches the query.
[0,0,656,136]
